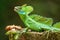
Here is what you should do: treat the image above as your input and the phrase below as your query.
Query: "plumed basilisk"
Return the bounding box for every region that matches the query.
[14,4,60,32]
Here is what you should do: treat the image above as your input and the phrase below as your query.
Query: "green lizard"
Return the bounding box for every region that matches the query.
[14,4,60,32]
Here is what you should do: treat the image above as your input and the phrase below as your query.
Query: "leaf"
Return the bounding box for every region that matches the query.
[5,30,18,35]
[53,22,60,28]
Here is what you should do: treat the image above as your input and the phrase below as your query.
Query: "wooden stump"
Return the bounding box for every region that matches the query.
[5,25,60,40]
[18,31,60,40]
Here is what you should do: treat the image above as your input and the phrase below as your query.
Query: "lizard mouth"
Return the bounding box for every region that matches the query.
[14,6,21,12]
[14,4,27,12]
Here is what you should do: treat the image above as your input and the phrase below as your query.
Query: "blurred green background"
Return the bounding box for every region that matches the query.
[0,0,60,40]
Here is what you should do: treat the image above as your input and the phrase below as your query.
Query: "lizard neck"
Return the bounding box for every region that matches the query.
[18,14,27,22]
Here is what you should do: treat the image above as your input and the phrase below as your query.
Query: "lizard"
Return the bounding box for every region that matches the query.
[14,4,60,32]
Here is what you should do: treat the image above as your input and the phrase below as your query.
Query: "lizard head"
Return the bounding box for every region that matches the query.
[14,4,33,15]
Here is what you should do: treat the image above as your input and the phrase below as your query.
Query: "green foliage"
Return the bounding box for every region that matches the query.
[5,30,18,35]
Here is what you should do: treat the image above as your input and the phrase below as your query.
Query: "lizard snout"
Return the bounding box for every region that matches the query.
[14,6,21,11]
